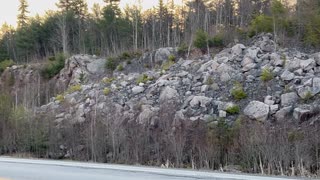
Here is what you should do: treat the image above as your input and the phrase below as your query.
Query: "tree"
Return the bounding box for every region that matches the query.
[17,0,29,28]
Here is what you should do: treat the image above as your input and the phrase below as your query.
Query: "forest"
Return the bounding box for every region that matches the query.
[0,0,320,178]
[0,0,320,64]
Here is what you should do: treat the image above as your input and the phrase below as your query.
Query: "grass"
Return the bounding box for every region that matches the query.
[117,64,124,71]
[136,74,153,84]
[55,94,64,103]
[226,105,240,115]
[231,82,247,100]
[103,88,111,95]
[260,68,274,82]
[302,91,313,102]
[162,60,175,71]
[67,84,82,94]
[105,57,116,71]
[102,77,115,84]
[0,59,14,74]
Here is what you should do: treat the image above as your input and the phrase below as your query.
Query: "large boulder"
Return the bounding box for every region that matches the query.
[87,59,106,74]
[190,96,212,108]
[281,92,299,107]
[132,86,145,95]
[275,106,293,121]
[300,59,316,71]
[231,44,246,56]
[312,77,320,95]
[293,105,317,123]
[154,47,175,64]
[244,101,270,121]
[281,70,295,81]
[159,86,179,103]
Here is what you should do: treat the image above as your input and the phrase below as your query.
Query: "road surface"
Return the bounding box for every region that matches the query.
[0,157,309,180]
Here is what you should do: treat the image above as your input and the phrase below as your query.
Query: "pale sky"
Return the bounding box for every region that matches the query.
[0,0,178,27]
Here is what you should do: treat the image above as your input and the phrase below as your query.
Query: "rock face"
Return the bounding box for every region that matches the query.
[4,33,316,158]
[244,101,270,121]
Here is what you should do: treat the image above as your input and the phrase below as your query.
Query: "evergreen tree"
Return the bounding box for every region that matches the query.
[17,0,29,28]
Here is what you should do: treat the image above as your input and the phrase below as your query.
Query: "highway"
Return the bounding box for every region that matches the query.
[0,157,308,180]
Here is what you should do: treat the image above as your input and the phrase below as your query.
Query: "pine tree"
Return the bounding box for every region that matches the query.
[17,0,29,28]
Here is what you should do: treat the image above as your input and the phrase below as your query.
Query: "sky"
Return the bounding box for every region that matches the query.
[0,0,178,27]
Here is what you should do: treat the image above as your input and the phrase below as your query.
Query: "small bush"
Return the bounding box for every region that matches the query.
[136,74,152,84]
[162,60,175,71]
[0,59,14,73]
[178,43,188,55]
[127,60,131,64]
[226,105,240,115]
[231,83,247,100]
[120,52,131,60]
[56,94,64,102]
[48,56,56,61]
[67,84,82,94]
[79,72,86,84]
[194,30,208,51]
[249,14,273,35]
[209,34,224,47]
[105,57,116,71]
[117,64,124,71]
[103,88,111,95]
[41,53,65,79]
[303,91,313,102]
[102,77,115,84]
[206,77,214,85]
[260,68,274,82]
[168,54,176,62]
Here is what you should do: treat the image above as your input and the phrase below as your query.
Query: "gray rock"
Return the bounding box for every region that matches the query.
[311,52,320,66]
[132,86,145,95]
[286,58,300,71]
[264,95,275,105]
[281,92,298,107]
[159,86,179,103]
[241,57,254,67]
[275,106,293,121]
[220,72,231,82]
[293,105,315,122]
[219,110,227,118]
[270,105,279,114]
[300,59,316,71]
[281,70,295,81]
[155,48,173,64]
[231,44,245,56]
[244,101,269,121]
[312,77,320,95]
[296,86,313,98]
[87,59,106,74]
[242,63,256,72]
[190,96,212,108]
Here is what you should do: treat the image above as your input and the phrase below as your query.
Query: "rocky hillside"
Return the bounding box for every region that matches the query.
[40,34,320,126]
[2,34,320,176]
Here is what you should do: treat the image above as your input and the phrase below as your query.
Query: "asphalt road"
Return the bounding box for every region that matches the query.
[0,157,308,180]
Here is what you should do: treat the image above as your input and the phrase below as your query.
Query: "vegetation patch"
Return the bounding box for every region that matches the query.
[231,83,247,100]
[0,59,15,74]
[136,74,152,84]
[162,59,175,71]
[178,43,188,55]
[41,53,66,79]
[67,84,82,94]
[260,68,274,82]
[103,88,111,95]
[102,77,115,84]
[226,105,240,115]
[55,94,64,103]
[105,57,117,71]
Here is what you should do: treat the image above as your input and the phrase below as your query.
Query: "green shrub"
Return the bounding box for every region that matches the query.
[260,68,274,82]
[209,34,224,47]
[194,30,208,51]
[0,59,14,73]
[102,77,115,84]
[178,43,188,55]
[168,54,176,62]
[48,56,56,61]
[231,83,247,100]
[117,64,124,71]
[303,91,313,102]
[67,84,82,94]
[105,57,116,71]
[56,94,64,102]
[249,15,273,35]
[206,77,214,85]
[41,53,66,79]
[120,52,131,60]
[162,60,175,71]
[103,88,111,95]
[127,60,131,64]
[136,74,152,84]
[226,105,240,115]
[79,72,86,84]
